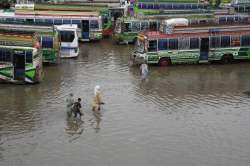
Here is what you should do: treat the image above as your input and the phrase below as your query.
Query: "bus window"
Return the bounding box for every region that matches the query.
[54,19,62,25]
[132,22,140,32]
[42,36,54,48]
[26,19,34,24]
[59,31,75,42]
[241,35,250,46]
[25,51,32,63]
[45,19,53,25]
[148,40,157,52]
[178,38,189,50]
[6,18,14,23]
[158,39,168,50]
[0,48,11,62]
[141,22,149,31]
[221,36,231,47]
[90,20,99,29]
[72,20,81,28]
[231,36,240,46]
[190,38,199,49]
[124,22,131,32]
[35,19,45,24]
[63,19,71,24]
[169,39,178,50]
[210,36,221,48]
[18,19,25,23]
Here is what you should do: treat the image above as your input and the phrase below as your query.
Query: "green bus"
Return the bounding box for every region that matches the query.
[0,24,60,64]
[113,17,161,44]
[0,33,43,84]
[132,24,250,66]
[112,13,241,44]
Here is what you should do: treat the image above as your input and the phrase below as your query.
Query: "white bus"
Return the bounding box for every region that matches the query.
[0,10,102,42]
[55,24,79,58]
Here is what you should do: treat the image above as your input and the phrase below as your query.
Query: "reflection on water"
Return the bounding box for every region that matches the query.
[65,118,84,143]
[1,39,250,166]
[89,111,102,133]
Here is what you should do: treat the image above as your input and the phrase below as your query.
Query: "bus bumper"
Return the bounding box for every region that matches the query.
[90,32,103,41]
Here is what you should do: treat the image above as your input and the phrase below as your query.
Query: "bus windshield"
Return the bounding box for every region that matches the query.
[115,19,121,33]
[59,31,75,42]
[136,39,145,53]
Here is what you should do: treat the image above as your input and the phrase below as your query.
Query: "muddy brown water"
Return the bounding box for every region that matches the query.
[1,39,250,166]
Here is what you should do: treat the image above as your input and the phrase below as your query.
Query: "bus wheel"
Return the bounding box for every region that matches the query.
[159,58,171,67]
[221,54,233,64]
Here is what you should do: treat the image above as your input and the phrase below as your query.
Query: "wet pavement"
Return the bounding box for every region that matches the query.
[1,39,250,166]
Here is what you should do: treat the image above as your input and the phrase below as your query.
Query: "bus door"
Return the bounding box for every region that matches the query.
[13,50,25,81]
[199,38,209,63]
[81,20,90,41]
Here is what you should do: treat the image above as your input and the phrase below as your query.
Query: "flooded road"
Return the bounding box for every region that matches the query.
[1,39,250,166]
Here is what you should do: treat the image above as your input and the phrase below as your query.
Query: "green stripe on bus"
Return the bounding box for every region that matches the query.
[0,67,12,78]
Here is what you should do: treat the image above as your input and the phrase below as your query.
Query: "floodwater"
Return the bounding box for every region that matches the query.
[1,39,250,166]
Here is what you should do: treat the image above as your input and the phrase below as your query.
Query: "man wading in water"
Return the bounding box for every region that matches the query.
[66,93,74,117]
[92,85,104,112]
[72,98,83,119]
[91,85,104,130]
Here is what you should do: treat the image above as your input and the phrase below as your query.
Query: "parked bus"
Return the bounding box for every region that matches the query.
[132,22,250,66]
[113,14,248,44]
[32,3,126,37]
[55,24,79,58]
[113,17,161,44]
[0,32,43,84]
[0,23,60,63]
[231,0,250,12]
[0,10,102,42]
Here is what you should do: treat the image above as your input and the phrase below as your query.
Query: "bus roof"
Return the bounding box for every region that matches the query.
[140,25,250,39]
[0,23,55,34]
[0,44,37,51]
[15,10,100,17]
[33,3,109,12]
[137,0,200,3]
[0,10,101,20]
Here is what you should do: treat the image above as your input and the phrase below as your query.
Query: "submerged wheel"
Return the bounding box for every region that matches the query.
[159,58,171,67]
[221,54,233,64]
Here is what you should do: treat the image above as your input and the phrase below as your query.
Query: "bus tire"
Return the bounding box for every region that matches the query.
[221,54,233,64]
[159,58,171,67]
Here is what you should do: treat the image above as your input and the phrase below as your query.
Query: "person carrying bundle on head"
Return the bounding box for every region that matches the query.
[92,85,104,112]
